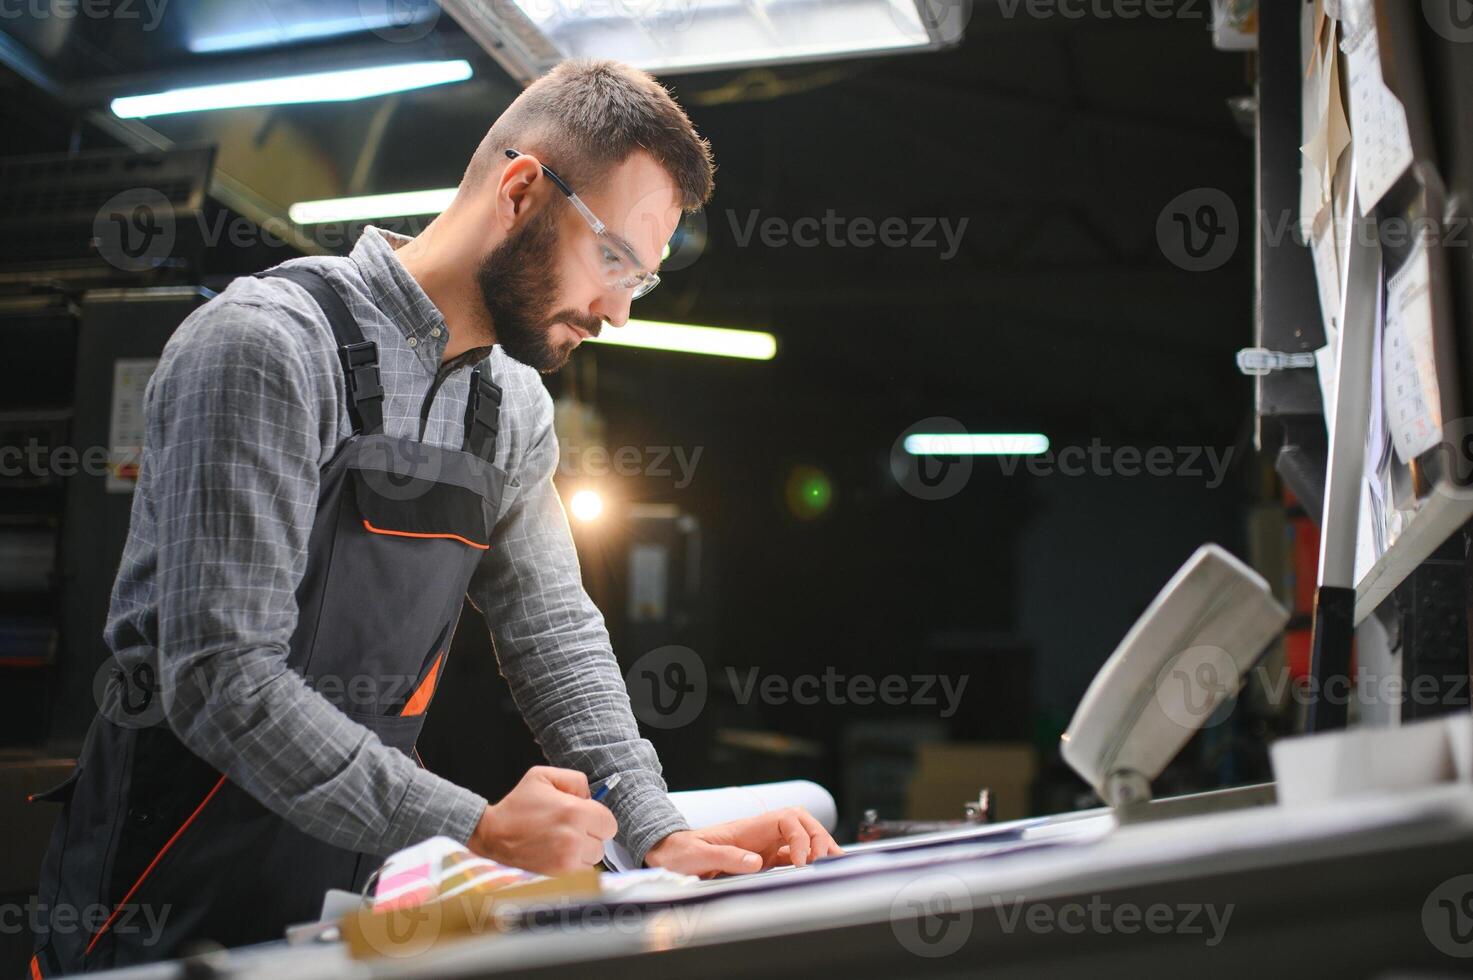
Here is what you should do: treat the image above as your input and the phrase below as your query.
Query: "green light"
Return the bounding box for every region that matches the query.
[785,465,832,519]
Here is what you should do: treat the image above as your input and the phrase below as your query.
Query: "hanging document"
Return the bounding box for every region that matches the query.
[1341,0,1414,210]
[1383,241,1440,463]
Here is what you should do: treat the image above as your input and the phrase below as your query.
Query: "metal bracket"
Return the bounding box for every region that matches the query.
[1236,346,1318,376]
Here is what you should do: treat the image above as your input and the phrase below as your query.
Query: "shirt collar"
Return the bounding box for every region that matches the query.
[350,225,450,369]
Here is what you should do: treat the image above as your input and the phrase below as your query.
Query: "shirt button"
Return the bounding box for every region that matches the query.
[407,336,419,348]
[430,327,442,338]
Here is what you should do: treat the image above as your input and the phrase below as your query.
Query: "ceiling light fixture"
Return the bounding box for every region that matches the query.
[111,60,473,119]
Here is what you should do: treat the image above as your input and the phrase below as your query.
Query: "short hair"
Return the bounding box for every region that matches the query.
[466,59,714,211]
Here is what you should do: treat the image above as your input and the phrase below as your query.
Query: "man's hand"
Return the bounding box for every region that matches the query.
[467,766,617,874]
[643,807,843,878]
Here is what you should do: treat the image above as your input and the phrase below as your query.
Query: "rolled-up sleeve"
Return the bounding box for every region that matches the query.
[467,385,688,866]
[148,300,487,856]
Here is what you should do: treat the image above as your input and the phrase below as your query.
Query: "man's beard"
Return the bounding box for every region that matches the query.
[476,209,603,374]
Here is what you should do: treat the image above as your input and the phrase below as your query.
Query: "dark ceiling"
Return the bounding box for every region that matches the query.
[671,18,1255,447]
[0,2,1255,446]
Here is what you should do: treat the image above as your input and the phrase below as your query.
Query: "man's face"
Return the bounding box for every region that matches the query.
[478,151,682,373]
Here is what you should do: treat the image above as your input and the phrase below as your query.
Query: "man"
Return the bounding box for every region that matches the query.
[31,59,837,974]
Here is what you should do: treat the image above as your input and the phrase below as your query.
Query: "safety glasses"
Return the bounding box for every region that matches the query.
[504,148,660,300]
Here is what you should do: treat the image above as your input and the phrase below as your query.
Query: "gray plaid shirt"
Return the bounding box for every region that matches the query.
[102,226,686,865]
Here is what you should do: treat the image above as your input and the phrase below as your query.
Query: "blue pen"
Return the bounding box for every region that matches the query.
[591,773,621,803]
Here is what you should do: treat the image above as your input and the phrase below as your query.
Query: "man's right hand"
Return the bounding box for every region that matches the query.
[467,766,618,874]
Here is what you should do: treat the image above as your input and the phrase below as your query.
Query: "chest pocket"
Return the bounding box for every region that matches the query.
[352,469,491,551]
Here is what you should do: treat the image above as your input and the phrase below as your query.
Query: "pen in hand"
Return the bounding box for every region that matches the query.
[591,773,621,803]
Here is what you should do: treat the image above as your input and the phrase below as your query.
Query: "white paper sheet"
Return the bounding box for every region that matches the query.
[1341,3,1414,210]
[1383,241,1441,462]
[604,780,838,871]
[1300,11,1351,233]
[106,357,159,493]
[615,813,1117,905]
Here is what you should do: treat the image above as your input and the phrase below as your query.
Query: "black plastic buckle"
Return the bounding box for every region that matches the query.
[464,371,502,460]
[339,341,384,403]
[469,374,502,433]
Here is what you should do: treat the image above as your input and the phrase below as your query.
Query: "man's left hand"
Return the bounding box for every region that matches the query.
[643,807,843,878]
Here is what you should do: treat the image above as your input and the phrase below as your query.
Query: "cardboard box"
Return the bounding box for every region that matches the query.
[905,742,1037,823]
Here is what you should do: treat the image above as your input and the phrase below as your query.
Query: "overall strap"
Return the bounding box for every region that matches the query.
[463,367,502,463]
[256,266,384,435]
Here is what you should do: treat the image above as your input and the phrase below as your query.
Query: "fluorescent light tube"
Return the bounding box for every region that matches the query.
[188,16,375,54]
[111,60,473,119]
[903,434,1051,456]
[289,188,458,225]
[586,319,776,360]
[504,0,946,74]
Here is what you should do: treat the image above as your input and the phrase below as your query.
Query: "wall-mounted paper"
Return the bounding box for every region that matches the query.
[1383,242,1441,463]
[1341,9,1414,210]
[1300,11,1351,232]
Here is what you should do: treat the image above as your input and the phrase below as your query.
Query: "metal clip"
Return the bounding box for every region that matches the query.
[1235,347,1318,377]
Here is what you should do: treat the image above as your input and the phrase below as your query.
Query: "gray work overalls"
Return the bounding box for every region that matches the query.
[29,266,507,974]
